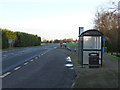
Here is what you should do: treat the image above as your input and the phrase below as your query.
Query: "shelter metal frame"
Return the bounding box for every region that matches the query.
[78,29,103,66]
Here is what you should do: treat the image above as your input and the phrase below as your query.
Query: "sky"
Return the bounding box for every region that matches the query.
[0,0,112,40]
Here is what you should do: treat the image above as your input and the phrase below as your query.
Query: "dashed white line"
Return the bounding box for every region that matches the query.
[0,72,11,78]
[14,66,21,70]
[35,57,38,59]
[24,62,28,65]
[30,59,34,62]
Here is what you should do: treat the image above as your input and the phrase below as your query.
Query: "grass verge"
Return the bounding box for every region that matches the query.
[3,47,29,51]
[57,46,67,49]
[41,43,51,46]
[3,43,51,51]
[104,52,120,60]
[67,43,78,47]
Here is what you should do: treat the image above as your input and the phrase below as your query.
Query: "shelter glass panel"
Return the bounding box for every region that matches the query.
[83,36,101,49]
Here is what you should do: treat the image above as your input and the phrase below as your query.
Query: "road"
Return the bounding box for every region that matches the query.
[1,44,76,88]
[2,44,59,74]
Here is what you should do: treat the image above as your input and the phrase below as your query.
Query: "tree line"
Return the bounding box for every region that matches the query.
[94,1,120,56]
[42,38,77,43]
[1,28,41,49]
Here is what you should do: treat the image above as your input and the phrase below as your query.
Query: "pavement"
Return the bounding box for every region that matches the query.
[67,46,78,52]
[67,48,119,88]
[2,46,76,88]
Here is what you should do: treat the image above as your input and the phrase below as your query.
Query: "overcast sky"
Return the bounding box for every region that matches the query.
[0,0,112,40]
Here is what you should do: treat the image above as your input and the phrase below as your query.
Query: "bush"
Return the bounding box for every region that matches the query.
[1,29,9,49]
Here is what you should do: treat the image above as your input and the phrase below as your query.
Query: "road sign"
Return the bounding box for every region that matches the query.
[118,1,120,10]
[79,27,84,35]
[103,38,106,41]
[8,40,14,43]
[102,47,105,52]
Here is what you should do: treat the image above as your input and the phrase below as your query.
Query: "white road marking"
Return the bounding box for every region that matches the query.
[67,59,72,62]
[0,72,11,78]
[24,62,28,65]
[14,66,21,70]
[71,81,75,88]
[66,57,71,60]
[30,59,34,62]
[66,56,72,62]
[65,64,73,67]
[65,56,74,67]
[35,57,38,59]
[69,67,74,70]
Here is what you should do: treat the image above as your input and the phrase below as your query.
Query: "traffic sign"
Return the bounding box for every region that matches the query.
[103,38,106,41]
[79,27,84,35]
[8,40,14,43]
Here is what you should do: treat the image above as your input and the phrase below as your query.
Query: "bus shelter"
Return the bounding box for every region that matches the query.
[79,29,103,67]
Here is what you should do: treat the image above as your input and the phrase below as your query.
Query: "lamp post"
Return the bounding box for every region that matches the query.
[78,27,84,65]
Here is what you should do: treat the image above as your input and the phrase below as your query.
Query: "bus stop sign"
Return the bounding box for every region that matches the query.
[103,38,106,41]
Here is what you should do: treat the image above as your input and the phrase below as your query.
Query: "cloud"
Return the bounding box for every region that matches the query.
[0,0,107,40]
[0,0,107,3]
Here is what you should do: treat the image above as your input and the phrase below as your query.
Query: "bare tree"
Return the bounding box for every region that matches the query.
[94,1,119,55]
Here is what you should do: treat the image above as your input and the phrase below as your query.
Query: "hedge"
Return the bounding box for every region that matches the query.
[1,28,41,49]
[14,32,41,47]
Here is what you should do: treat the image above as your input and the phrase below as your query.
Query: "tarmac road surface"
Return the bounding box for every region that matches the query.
[2,46,76,88]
